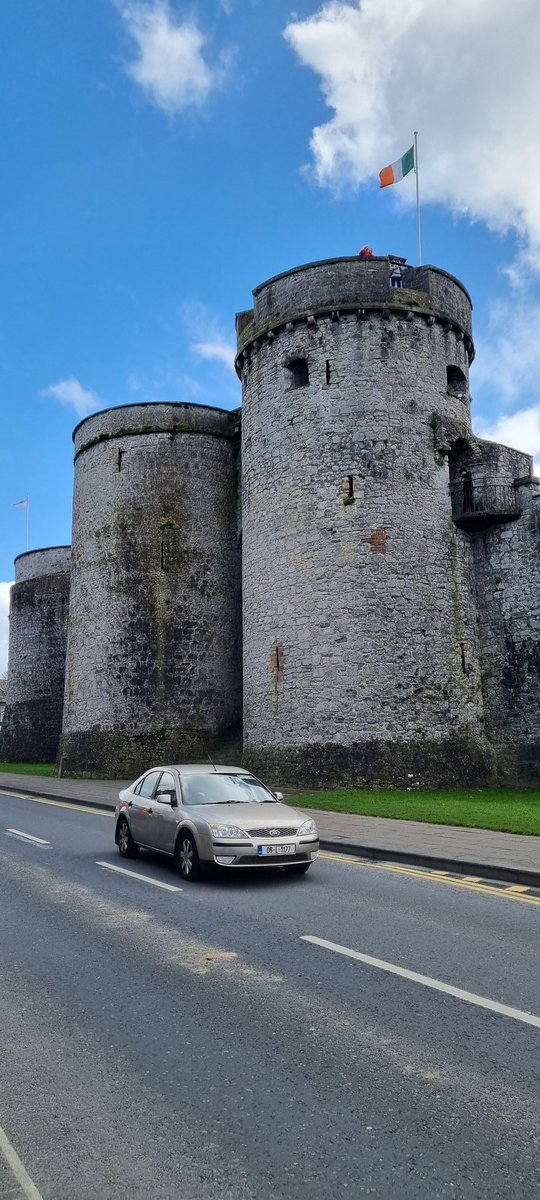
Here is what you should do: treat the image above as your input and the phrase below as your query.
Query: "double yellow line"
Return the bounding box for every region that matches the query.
[319,851,540,907]
[0,790,114,819]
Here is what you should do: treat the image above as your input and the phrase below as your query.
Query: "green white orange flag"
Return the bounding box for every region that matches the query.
[379,145,415,188]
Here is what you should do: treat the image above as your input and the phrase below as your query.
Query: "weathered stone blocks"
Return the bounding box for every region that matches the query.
[58,403,241,777]
[238,256,493,786]
[0,547,71,762]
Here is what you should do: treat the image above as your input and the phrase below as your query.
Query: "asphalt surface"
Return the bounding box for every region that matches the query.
[2,771,539,884]
[0,790,539,1200]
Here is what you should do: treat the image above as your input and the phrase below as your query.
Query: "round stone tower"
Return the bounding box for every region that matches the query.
[237,255,491,787]
[1,546,71,762]
[59,402,241,777]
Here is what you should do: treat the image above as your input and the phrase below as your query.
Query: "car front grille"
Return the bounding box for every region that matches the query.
[247,826,299,838]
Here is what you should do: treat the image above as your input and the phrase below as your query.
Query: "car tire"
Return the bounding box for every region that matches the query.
[175,831,201,881]
[289,863,311,875]
[117,816,140,859]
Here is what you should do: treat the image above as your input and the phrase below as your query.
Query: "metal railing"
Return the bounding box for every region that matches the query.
[450,482,520,525]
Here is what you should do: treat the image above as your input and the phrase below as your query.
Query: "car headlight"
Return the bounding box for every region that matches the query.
[210,824,250,839]
[297,818,318,836]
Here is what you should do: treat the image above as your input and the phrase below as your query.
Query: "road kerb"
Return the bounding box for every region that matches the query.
[318,839,540,891]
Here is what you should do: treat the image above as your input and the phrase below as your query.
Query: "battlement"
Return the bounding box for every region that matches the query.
[236,256,474,368]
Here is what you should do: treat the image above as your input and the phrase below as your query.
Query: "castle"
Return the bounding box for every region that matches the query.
[2,255,539,785]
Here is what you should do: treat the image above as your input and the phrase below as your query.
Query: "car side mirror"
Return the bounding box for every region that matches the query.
[158,789,177,806]
[274,791,283,801]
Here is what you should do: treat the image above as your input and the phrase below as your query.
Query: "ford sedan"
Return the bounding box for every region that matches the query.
[115,764,319,881]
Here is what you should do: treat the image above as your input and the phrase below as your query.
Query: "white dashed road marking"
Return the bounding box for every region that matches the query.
[96,861,182,892]
[5,829,50,846]
[0,1121,44,1200]
[301,935,540,1030]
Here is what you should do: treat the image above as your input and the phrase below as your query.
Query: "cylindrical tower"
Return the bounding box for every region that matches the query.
[59,402,241,777]
[0,547,71,762]
[237,255,492,786]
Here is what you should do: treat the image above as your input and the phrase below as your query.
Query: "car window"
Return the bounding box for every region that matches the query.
[155,771,176,801]
[180,773,277,806]
[133,778,146,795]
[138,770,162,799]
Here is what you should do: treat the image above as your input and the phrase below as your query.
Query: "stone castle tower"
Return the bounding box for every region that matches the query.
[58,403,241,777]
[2,254,539,784]
[1,547,71,762]
[236,256,540,786]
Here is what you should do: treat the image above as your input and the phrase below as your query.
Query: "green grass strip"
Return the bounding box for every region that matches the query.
[294,788,540,836]
[0,762,57,777]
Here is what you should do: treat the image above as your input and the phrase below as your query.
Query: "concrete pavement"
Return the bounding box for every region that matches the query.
[0,790,539,1199]
[0,770,538,888]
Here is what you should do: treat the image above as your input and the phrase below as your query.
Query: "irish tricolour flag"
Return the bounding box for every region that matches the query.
[379,145,415,189]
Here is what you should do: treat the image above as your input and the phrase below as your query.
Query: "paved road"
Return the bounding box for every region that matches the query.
[0,790,539,1200]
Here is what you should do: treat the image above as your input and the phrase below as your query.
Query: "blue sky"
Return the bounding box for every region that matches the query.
[2,0,540,670]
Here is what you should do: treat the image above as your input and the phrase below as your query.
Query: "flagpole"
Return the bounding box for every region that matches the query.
[26,497,29,552]
[414,130,422,266]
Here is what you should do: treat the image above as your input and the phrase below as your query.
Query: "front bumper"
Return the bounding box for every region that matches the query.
[212,838,319,868]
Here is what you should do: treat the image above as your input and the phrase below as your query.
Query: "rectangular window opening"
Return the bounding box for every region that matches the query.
[325,360,331,385]
[348,475,354,499]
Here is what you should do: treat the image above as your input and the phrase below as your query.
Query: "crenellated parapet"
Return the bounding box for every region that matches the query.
[236,257,475,373]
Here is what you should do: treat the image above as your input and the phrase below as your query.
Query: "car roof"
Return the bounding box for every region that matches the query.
[174,764,247,774]
[138,764,248,776]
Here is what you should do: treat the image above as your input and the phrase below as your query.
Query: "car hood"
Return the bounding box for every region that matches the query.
[185,801,312,833]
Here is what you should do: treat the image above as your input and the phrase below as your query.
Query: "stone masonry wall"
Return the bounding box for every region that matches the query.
[467,441,540,782]
[238,258,492,787]
[0,547,71,762]
[59,403,241,778]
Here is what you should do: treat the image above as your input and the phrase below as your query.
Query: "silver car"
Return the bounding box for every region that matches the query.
[114,764,319,881]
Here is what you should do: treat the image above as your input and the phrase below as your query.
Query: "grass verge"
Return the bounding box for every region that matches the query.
[0,762,56,777]
[293,788,540,836]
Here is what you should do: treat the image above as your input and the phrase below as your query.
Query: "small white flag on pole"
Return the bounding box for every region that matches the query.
[13,496,30,551]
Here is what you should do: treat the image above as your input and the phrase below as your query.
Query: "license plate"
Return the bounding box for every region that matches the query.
[257,843,295,856]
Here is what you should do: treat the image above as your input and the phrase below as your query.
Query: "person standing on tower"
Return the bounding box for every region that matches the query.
[460,467,474,513]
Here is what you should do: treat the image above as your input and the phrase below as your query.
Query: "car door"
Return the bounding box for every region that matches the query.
[129,770,162,847]
[152,770,180,854]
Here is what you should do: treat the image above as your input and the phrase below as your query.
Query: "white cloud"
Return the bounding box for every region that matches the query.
[467,296,540,472]
[475,406,540,477]
[0,583,12,677]
[118,0,234,114]
[191,338,235,370]
[284,0,540,267]
[41,377,103,418]
[473,299,540,407]
[180,301,236,372]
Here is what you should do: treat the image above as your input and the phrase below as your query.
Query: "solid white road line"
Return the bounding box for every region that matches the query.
[301,935,540,1030]
[96,861,182,892]
[0,1121,44,1200]
[5,829,50,846]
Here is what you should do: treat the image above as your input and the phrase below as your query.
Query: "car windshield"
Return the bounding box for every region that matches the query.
[180,773,277,806]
